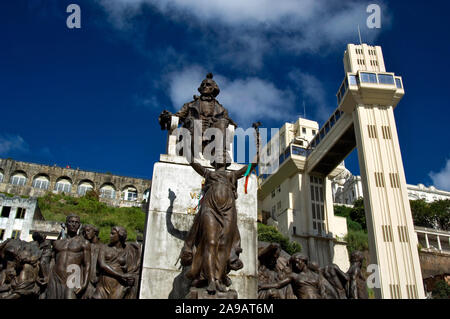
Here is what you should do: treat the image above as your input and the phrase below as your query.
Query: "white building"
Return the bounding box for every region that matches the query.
[333,172,450,205]
[0,195,42,242]
[258,117,350,271]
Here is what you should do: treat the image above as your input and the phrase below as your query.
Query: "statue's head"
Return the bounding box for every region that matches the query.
[308,261,320,273]
[65,214,81,235]
[350,251,364,264]
[32,231,46,243]
[198,73,220,98]
[210,151,232,169]
[289,253,308,273]
[82,224,99,242]
[110,226,127,245]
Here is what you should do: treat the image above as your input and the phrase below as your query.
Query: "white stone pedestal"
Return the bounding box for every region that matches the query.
[139,157,258,299]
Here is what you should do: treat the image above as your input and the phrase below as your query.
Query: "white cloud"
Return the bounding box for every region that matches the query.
[96,0,390,68]
[0,134,29,155]
[429,159,450,192]
[164,66,295,127]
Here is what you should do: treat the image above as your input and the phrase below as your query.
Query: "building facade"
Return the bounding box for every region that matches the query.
[258,117,350,271]
[333,172,450,205]
[0,158,151,208]
[0,195,42,242]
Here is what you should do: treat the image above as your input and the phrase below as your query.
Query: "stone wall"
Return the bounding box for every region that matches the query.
[0,158,151,207]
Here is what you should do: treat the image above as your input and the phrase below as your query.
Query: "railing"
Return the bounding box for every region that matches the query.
[415,227,450,253]
[307,108,344,151]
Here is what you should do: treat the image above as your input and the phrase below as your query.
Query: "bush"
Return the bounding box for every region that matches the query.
[37,193,146,243]
[258,223,302,255]
[345,229,369,255]
[432,280,450,299]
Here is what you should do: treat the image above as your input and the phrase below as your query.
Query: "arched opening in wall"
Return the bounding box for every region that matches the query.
[100,183,116,199]
[0,169,3,183]
[32,174,50,190]
[10,171,27,186]
[78,180,94,196]
[122,185,138,202]
[54,177,72,193]
[143,189,150,202]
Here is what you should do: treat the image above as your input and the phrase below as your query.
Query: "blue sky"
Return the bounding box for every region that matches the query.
[0,0,449,190]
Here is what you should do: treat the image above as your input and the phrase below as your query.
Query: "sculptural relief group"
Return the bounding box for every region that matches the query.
[0,214,141,299]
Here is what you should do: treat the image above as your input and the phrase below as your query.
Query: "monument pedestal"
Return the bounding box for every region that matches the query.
[185,288,238,299]
[139,156,258,299]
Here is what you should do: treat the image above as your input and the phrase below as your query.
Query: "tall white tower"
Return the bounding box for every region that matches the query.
[339,44,425,299]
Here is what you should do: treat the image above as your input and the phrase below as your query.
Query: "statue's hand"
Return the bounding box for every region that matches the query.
[158,110,173,131]
[122,274,135,287]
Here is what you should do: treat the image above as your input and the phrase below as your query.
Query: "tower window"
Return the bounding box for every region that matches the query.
[1,206,11,218]
[16,208,26,219]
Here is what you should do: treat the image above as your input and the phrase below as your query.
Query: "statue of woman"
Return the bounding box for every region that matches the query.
[180,151,257,295]
[92,226,140,299]
[346,251,368,299]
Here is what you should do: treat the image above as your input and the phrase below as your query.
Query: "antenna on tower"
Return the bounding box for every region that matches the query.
[303,100,306,119]
[358,24,363,45]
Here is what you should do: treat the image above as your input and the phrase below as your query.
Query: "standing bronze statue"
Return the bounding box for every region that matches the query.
[346,251,368,299]
[81,224,102,299]
[46,214,91,299]
[92,226,141,299]
[180,151,257,295]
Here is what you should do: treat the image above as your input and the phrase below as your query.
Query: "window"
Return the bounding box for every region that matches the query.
[310,177,326,235]
[378,74,395,85]
[360,72,377,84]
[123,187,138,201]
[0,229,5,240]
[11,230,21,239]
[277,201,281,211]
[271,206,276,216]
[302,128,307,134]
[32,176,49,190]
[78,182,94,196]
[10,173,27,186]
[293,227,297,235]
[395,78,403,89]
[55,178,72,193]
[1,206,11,218]
[271,190,276,198]
[348,75,357,86]
[277,185,281,193]
[16,208,26,219]
[100,185,116,199]
[0,172,3,183]
[312,130,317,136]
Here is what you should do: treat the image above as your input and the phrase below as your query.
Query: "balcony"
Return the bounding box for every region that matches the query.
[337,71,405,113]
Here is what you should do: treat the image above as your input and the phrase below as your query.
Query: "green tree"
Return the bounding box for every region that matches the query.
[430,200,450,231]
[410,199,434,228]
[432,280,450,299]
[350,198,367,231]
[257,223,302,255]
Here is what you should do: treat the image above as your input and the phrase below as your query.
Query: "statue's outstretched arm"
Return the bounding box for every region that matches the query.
[190,162,207,177]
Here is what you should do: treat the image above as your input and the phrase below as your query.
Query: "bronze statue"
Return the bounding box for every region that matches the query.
[31,232,52,299]
[180,150,257,295]
[257,243,296,299]
[0,239,42,299]
[81,224,102,299]
[92,226,141,299]
[258,253,322,299]
[346,251,368,299]
[159,73,237,157]
[46,214,91,299]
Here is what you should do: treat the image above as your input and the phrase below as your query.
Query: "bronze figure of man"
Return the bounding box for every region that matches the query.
[159,73,237,156]
[46,214,91,299]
